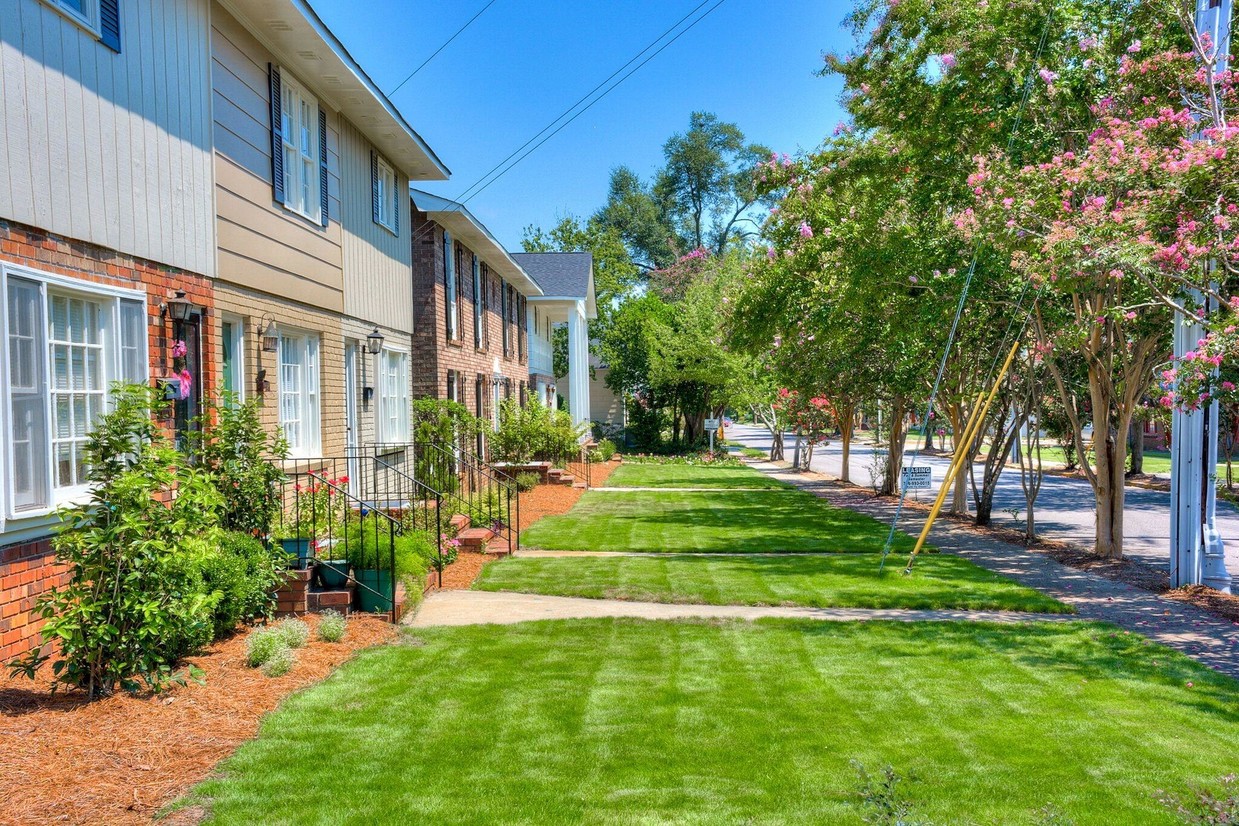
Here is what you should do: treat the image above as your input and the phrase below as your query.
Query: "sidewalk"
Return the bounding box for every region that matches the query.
[407,589,1072,628]
[748,461,1239,679]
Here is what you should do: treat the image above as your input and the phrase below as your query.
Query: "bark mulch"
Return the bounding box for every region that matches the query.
[0,613,395,826]
[429,551,492,591]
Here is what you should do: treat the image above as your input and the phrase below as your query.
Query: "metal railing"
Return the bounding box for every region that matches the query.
[373,440,519,554]
[367,449,446,588]
[561,443,595,489]
[274,457,401,621]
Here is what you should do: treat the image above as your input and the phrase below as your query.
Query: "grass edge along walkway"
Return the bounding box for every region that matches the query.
[475,552,1071,614]
[742,459,1239,679]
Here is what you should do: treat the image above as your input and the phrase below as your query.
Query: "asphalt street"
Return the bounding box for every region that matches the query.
[726,423,1239,574]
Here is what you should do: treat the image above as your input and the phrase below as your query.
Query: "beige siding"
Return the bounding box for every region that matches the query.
[0,0,214,276]
[210,1,343,312]
[340,120,413,333]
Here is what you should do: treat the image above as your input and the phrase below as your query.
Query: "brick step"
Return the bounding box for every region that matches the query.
[457,527,495,550]
[307,586,355,612]
[571,481,587,489]
[449,513,471,532]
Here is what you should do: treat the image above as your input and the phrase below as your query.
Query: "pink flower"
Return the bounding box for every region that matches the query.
[939,53,957,70]
[178,369,193,399]
[1223,381,1236,392]
[767,247,777,261]
[171,340,187,359]
[1124,311,1136,320]
[1038,69,1058,85]
[1127,40,1142,53]
[799,222,813,239]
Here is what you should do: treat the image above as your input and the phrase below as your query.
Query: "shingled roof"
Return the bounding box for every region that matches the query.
[510,252,596,318]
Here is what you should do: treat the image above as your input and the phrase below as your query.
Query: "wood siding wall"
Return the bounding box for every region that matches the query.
[210,1,343,312]
[0,0,215,277]
[339,119,412,334]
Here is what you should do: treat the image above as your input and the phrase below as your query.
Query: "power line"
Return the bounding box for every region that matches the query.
[407,0,729,246]
[388,0,500,98]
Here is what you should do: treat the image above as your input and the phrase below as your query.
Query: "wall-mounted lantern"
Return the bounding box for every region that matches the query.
[363,327,384,405]
[161,290,195,322]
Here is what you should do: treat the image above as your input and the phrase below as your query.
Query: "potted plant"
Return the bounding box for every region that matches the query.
[345,517,400,613]
[277,470,349,574]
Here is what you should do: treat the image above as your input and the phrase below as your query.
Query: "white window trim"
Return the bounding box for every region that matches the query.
[280,72,322,224]
[0,263,148,524]
[221,312,246,403]
[376,347,409,443]
[42,0,101,36]
[375,156,397,234]
[277,330,321,458]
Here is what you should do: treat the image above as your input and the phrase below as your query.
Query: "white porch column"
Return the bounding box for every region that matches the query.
[567,301,591,435]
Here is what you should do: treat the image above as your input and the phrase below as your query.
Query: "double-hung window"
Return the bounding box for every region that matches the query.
[278,333,320,457]
[280,74,322,223]
[373,153,398,234]
[472,256,483,349]
[2,266,146,518]
[377,349,409,443]
[444,233,458,340]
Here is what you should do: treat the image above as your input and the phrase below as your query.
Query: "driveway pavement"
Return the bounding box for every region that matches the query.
[726,423,1239,575]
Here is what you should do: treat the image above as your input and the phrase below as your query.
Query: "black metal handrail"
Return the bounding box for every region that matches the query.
[274,457,401,621]
[368,451,446,588]
[372,440,518,554]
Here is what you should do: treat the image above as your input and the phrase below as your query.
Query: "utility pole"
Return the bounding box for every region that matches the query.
[1170,0,1234,592]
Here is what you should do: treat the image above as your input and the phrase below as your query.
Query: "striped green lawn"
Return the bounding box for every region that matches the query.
[605,462,789,489]
[520,488,919,554]
[475,553,1069,613]
[187,619,1239,824]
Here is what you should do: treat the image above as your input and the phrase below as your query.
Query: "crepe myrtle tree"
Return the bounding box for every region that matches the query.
[965,37,1239,558]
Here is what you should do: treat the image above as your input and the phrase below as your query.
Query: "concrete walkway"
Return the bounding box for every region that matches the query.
[740,459,1239,679]
[590,486,788,493]
[407,589,1072,628]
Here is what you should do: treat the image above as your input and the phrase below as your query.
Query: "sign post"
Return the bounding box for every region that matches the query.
[705,417,720,453]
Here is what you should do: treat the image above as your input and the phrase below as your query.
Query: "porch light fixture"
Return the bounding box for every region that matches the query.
[258,315,280,353]
[366,326,384,355]
[162,290,194,322]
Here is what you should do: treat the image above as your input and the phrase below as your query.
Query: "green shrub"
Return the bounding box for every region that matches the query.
[344,517,435,591]
[189,393,287,538]
[464,486,511,532]
[8,384,221,698]
[197,531,284,637]
[515,471,540,492]
[317,610,348,643]
[595,439,618,462]
[490,398,586,464]
[275,617,310,649]
[246,627,285,668]
[261,645,296,677]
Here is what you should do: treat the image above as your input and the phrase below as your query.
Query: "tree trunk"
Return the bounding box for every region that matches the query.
[1127,420,1144,475]
[946,403,969,516]
[1093,434,1127,558]
[880,396,907,496]
[839,406,854,484]
[923,417,935,451]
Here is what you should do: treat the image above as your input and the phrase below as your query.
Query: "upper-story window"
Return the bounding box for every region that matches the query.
[500,279,510,357]
[444,233,459,341]
[270,67,327,227]
[43,0,121,50]
[472,256,484,350]
[373,153,398,234]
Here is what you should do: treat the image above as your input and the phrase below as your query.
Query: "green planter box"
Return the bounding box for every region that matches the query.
[354,569,392,613]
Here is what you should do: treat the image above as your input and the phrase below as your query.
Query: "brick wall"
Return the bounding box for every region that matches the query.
[0,218,215,659]
[410,210,531,422]
[0,539,63,662]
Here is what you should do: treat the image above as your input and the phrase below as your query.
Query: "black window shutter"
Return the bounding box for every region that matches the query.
[393,177,399,235]
[269,65,284,204]
[318,109,329,227]
[371,151,380,225]
[99,0,121,52]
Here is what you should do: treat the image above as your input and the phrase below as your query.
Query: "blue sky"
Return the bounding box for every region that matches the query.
[312,1,854,248]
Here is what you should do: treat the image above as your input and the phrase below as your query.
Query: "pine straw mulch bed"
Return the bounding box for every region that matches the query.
[0,613,396,826]
[778,465,1239,623]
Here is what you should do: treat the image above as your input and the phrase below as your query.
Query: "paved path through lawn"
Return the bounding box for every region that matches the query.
[407,590,1073,628]
[738,460,1239,679]
[591,486,789,493]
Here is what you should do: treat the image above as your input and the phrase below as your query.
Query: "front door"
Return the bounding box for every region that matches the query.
[344,341,360,497]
